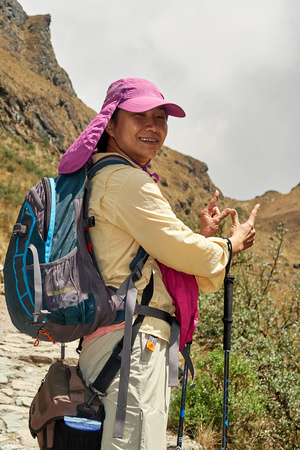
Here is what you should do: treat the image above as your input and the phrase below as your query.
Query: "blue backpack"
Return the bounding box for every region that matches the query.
[3,155,149,344]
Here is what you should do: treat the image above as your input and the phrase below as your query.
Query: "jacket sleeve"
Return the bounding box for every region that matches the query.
[103,168,229,293]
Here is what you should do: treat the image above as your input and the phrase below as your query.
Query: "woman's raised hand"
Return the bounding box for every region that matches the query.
[200,190,231,238]
[200,190,260,256]
[229,204,260,255]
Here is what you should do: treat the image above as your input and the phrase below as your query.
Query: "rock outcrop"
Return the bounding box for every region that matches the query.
[0,0,95,152]
[0,0,75,96]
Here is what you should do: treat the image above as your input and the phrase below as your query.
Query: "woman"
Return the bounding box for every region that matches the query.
[59,78,259,449]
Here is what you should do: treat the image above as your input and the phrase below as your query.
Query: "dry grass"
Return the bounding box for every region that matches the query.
[196,422,221,449]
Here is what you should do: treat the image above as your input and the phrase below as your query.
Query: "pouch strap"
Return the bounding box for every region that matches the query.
[67,366,85,404]
[46,421,55,449]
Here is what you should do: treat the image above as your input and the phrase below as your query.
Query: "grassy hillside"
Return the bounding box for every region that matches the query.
[0,127,59,259]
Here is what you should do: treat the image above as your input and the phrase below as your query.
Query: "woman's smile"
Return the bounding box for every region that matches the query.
[106,108,168,165]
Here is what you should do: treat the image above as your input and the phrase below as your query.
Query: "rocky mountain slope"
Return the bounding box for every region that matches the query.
[1,0,299,280]
[0,0,95,152]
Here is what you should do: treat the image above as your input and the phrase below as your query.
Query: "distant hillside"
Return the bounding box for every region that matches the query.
[0,0,299,294]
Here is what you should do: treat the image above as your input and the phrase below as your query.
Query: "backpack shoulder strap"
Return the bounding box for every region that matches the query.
[87,154,133,180]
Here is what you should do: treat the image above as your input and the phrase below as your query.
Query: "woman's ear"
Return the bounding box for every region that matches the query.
[106,120,114,137]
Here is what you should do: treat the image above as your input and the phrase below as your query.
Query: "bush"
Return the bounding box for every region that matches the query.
[169,349,266,445]
[0,182,24,206]
[169,223,300,448]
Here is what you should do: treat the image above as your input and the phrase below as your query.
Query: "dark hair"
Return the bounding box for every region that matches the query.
[96,108,120,153]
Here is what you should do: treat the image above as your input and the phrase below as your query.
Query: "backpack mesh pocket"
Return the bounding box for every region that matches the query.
[43,250,94,326]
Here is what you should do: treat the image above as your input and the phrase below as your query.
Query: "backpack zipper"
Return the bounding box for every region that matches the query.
[42,178,51,241]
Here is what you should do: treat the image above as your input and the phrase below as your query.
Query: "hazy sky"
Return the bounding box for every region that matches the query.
[19,0,300,200]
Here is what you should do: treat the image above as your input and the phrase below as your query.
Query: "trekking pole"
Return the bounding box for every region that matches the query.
[176,341,191,449]
[222,240,234,449]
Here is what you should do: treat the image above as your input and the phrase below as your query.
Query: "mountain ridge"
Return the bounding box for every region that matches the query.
[0,0,299,289]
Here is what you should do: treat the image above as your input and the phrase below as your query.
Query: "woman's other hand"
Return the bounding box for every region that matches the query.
[229,204,260,255]
[200,190,231,238]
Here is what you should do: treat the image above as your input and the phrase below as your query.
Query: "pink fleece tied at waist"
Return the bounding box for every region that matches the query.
[157,262,199,351]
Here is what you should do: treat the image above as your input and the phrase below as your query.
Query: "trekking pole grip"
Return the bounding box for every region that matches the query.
[222,274,235,351]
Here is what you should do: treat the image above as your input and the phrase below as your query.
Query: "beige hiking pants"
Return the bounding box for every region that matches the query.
[79,329,171,449]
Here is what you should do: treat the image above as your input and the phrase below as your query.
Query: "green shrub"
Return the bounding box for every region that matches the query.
[169,223,300,448]
[169,349,266,445]
[0,182,24,206]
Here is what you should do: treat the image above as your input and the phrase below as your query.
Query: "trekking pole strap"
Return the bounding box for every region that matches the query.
[225,239,232,276]
[181,344,195,389]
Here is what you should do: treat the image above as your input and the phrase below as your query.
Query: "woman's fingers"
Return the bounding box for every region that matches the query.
[205,190,219,214]
[247,204,260,227]
[218,208,231,221]
[230,209,239,226]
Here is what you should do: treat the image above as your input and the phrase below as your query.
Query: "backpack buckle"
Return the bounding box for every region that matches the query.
[88,384,107,399]
[84,216,95,229]
[13,223,28,237]
[131,259,144,282]
[31,310,51,324]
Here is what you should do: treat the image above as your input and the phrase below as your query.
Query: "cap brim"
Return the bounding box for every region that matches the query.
[118,97,185,118]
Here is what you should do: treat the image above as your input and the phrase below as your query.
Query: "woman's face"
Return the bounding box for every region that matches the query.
[106,107,168,164]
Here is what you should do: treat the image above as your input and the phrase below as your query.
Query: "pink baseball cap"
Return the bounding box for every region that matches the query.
[59,78,185,174]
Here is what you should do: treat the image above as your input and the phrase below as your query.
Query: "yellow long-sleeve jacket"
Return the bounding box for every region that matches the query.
[88,153,229,343]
